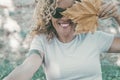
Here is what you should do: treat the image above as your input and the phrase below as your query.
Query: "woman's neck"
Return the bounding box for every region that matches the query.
[57,33,76,43]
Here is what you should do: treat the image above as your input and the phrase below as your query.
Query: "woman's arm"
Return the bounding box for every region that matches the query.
[99,1,120,53]
[3,52,43,80]
[108,37,120,53]
[114,14,120,26]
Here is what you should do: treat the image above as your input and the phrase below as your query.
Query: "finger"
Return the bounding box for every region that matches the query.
[100,2,113,17]
[101,6,114,17]
[99,5,106,17]
[107,7,117,16]
[100,9,118,19]
[101,0,106,5]
[109,11,118,18]
[100,15,109,19]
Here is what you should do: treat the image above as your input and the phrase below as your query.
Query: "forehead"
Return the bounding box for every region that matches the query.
[57,0,75,9]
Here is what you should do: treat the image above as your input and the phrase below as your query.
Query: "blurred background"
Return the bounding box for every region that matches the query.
[0,0,120,80]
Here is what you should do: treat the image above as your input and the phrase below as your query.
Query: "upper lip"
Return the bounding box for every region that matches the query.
[58,20,73,24]
[58,22,69,24]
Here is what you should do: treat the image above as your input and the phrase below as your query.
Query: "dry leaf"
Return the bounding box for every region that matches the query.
[62,0,101,34]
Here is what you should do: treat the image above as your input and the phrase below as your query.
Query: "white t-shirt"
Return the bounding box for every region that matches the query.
[29,31,114,80]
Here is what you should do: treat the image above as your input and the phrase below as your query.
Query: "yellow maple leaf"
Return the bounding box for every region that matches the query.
[62,0,101,34]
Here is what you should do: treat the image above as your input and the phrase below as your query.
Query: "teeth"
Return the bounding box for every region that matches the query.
[60,23,69,27]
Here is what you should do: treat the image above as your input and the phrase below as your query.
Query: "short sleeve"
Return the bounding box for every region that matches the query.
[96,31,115,52]
[26,35,45,56]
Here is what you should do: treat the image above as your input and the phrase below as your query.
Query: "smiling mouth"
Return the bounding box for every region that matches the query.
[58,23,70,28]
[58,21,74,28]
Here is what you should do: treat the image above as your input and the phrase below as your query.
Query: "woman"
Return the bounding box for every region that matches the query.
[3,0,120,80]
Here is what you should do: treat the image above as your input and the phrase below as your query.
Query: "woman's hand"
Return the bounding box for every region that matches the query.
[99,1,119,19]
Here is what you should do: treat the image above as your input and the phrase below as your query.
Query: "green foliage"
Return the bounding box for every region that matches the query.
[0,59,120,80]
[101,59,120,80]
[0,59,46,80]
[32,67,46,80]
[102,65,120,80]
[0,59,14,79]
[19,30,28,39]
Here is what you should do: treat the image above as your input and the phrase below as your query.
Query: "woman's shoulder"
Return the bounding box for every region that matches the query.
[86,31,111,36]
[77,31,112,40]
[33,33,47,41]
[92,31,114,37]
[85,31,114,40]
[34,33,47,38]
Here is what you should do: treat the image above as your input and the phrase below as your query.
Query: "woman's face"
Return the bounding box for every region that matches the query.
[51,0,76,37]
